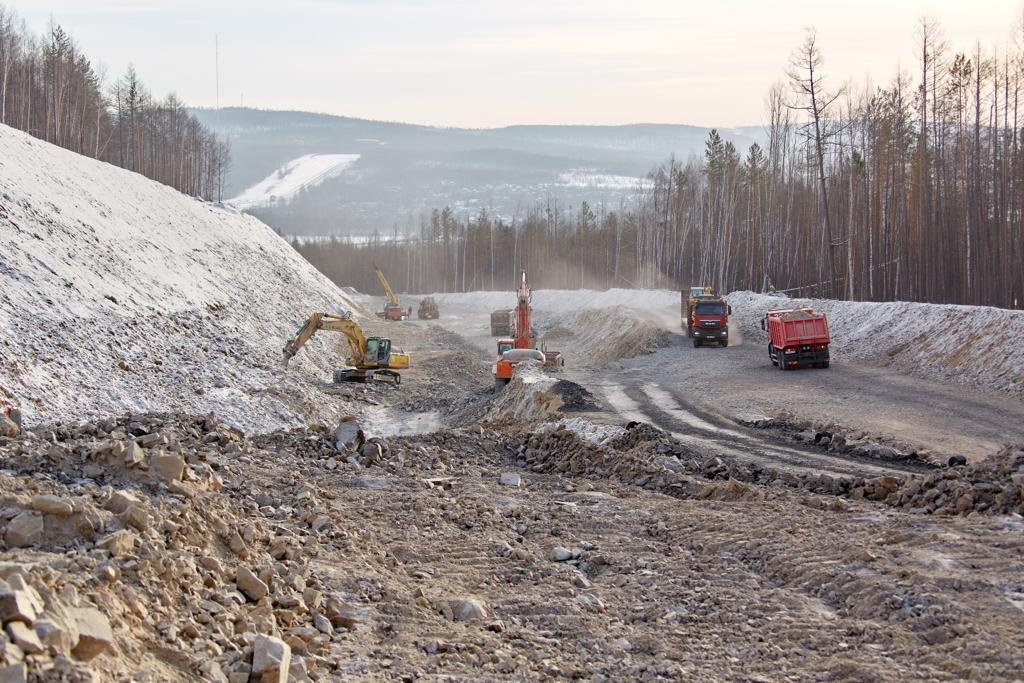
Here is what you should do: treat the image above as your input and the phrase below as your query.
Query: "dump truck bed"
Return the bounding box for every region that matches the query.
[769,313,830,347]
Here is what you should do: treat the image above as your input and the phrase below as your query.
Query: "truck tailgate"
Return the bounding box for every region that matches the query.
[781,317,829,344]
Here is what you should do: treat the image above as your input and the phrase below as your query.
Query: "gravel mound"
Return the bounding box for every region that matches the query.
[0,125,361,432]
[550,307,674,367]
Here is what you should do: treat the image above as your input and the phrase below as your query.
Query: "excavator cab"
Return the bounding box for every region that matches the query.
[365,337,392,366]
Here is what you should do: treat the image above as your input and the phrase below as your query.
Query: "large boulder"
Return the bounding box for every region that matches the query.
[69,607,112,661]
[0,415,18,438]
[334,418,365,452]
[251,635,291,683]
[4,513,42,548]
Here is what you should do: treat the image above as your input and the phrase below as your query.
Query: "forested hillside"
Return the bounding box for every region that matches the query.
[191,107,762,235]
[297,18,1024,309]
[0,4,228,199]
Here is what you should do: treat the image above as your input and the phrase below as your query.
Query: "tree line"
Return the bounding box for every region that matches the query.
[297,14,1024,310]
[0,5,228,200]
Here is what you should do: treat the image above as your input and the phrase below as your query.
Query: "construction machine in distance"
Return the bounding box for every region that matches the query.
[493,271,563,390]
[417,297,440,320]
[490,308,515,336]
[282,311,410,385]
[373,264,411,321]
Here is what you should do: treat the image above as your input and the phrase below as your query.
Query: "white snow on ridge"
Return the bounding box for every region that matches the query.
[230,153,360,209]
[0,124,364,432]
[557,169,648,190]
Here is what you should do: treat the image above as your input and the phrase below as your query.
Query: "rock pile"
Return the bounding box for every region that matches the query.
[517,421,1024,516]
[857,445,1024,515]
[0,413,377,681]
[516,424,767,503]
[740,414,936,466]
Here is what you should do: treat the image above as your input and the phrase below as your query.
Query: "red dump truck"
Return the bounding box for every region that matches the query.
[762,308,831,370]
[689,296,732,348]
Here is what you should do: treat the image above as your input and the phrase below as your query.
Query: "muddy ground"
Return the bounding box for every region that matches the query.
[2,301,1024,681]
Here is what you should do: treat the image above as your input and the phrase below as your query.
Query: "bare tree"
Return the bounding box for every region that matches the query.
[788,28,844,297]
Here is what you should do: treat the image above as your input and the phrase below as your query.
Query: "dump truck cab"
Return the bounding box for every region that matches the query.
[691,297,731,347]
[381,302,408,321]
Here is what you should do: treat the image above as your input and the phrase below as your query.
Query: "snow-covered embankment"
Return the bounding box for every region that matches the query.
[0,125,361,431]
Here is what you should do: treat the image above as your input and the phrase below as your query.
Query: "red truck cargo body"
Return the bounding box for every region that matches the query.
[763,308,831,370]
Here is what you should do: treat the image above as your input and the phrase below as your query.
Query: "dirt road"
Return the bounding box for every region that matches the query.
[389,293,1024,469]
[594,334,1024,462]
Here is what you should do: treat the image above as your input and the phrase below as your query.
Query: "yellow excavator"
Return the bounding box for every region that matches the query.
[373,264,410,321]
[282,311,410,384]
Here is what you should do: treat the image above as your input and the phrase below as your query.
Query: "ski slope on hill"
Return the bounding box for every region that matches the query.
[0,125,362,431]
[230,153,360,209]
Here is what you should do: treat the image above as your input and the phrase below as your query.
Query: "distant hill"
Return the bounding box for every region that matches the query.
[190,107,764,236]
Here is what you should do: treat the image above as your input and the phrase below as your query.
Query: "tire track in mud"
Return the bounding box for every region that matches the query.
[597,381,921,479]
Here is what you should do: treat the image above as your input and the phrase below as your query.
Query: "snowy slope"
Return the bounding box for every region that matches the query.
[0,125,364,431]
[728,291,1024,397]
[230,153,360,209]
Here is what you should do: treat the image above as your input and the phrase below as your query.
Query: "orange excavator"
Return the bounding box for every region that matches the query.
[493,271,563,391]
[374,263,410,321]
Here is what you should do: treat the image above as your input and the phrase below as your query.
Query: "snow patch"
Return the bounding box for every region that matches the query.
[558,169,648,190]
[552,416,625,445]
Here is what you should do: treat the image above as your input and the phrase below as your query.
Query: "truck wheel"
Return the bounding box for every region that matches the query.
[821,360,830,369]
[721,339,729,348]
[777,349,787,371]
[692,339,700,348]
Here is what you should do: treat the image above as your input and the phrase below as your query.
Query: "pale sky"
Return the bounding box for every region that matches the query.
[9,0,1022,128]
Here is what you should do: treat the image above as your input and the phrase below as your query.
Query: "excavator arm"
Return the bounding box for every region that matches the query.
[282,311,367,366]
[373,263,401,308]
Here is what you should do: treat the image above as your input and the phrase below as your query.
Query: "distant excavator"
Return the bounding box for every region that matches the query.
[373,264,410,321]
[282,311,409,385]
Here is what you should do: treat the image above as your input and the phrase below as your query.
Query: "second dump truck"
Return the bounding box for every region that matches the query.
[490,308,515,336]
[762,308,831,370]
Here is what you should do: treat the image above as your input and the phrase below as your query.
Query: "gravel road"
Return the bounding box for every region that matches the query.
[385,293,1024,470]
